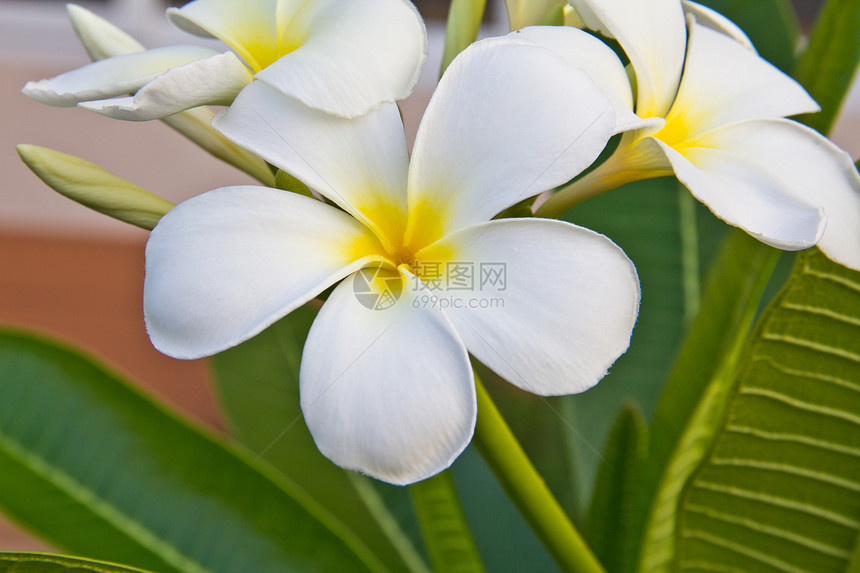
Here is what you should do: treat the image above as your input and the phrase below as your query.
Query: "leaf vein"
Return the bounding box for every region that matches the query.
[802,268,860,293]
[0,431,212,573]
[739,387,860,427]
[726,425,860,458]
[685,503,851,558]
[682,530,816,573]
[748,357,860,394]
[780,302,860,327]
[710,458,860,493]
[692,481,860,528]
[760,334,860,364]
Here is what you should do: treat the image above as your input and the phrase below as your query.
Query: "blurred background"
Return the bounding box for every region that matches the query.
[0,0,853,554]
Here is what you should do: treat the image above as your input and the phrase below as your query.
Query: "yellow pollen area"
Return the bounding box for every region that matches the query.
[403,198,449,254]
[219,10,308,73]
[235,33,303,72]
[356,237,459,289]
[649,100,716,154]
[385,245,416,272]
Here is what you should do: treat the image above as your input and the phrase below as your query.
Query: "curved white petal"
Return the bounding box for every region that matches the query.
[256,0,427,118]
[417,219,640,395]
[663,23,818,141]
[144,186,384,359]
[508,26,653,133]
[651,137,826,250]
[67,4,144,60]
[681,1,755,50]
[698,120,860,270]
[167,0,282,71]
[301,272,475,485]
[80,52,252,121]
[406,37,614,248]
[570,0,686,117]
[213,81,410,249]
[22,45,219,107]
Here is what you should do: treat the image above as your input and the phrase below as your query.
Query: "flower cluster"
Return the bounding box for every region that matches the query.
[21,0,860,484]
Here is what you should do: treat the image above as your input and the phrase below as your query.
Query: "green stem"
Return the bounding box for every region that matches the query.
[472,377,605,573]
[533,168,615,219]
[440,0,487,76]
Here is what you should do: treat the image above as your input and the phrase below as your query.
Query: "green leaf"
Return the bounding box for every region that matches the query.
[0,552,153,573]
[409,472,485,573]
[561,178,703,515]
[0,329,378,573]
[667,249,860,571]
[794,0,860,134]
[584,404,648,573]
[210,306,429,573]
[697,0,800,71]
[634,231,780,572]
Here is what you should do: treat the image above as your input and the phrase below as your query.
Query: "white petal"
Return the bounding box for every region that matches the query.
[417,219,640,395]
[67,3,144,60]
[664,23,819,139]
[22,45,219,107]
[167,0,281,71]
[570,0,686,117]
[144,186,384,359]
[80,52,252,121]
[681,1,755,50]
[508,26,653,133]
[406,38,614,248]
[300,272,475,485]
[255,0,427,118]
[213,81,410,249]
[650,136,826,250]
[698,120,860,270]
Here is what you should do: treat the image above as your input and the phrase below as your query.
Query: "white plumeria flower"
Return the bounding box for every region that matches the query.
[23,0,427,120]
[530,0,860,271]
[143,38,640,484]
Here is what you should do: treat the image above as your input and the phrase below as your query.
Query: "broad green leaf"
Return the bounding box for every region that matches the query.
[697,0,800,71]
[562,178,702,516]
[409,472,485,573]
[667,249,860,572]
[794,0,860,134]
[0,329,378,573]
[631,231,780,571]
[635,233,774,571]
[210,306,429,573]
[0,552,152,573]
[584,404,648,573]
[440,0,487,75]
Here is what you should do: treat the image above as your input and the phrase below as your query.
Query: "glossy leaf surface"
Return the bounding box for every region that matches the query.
[0,330,374,573]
